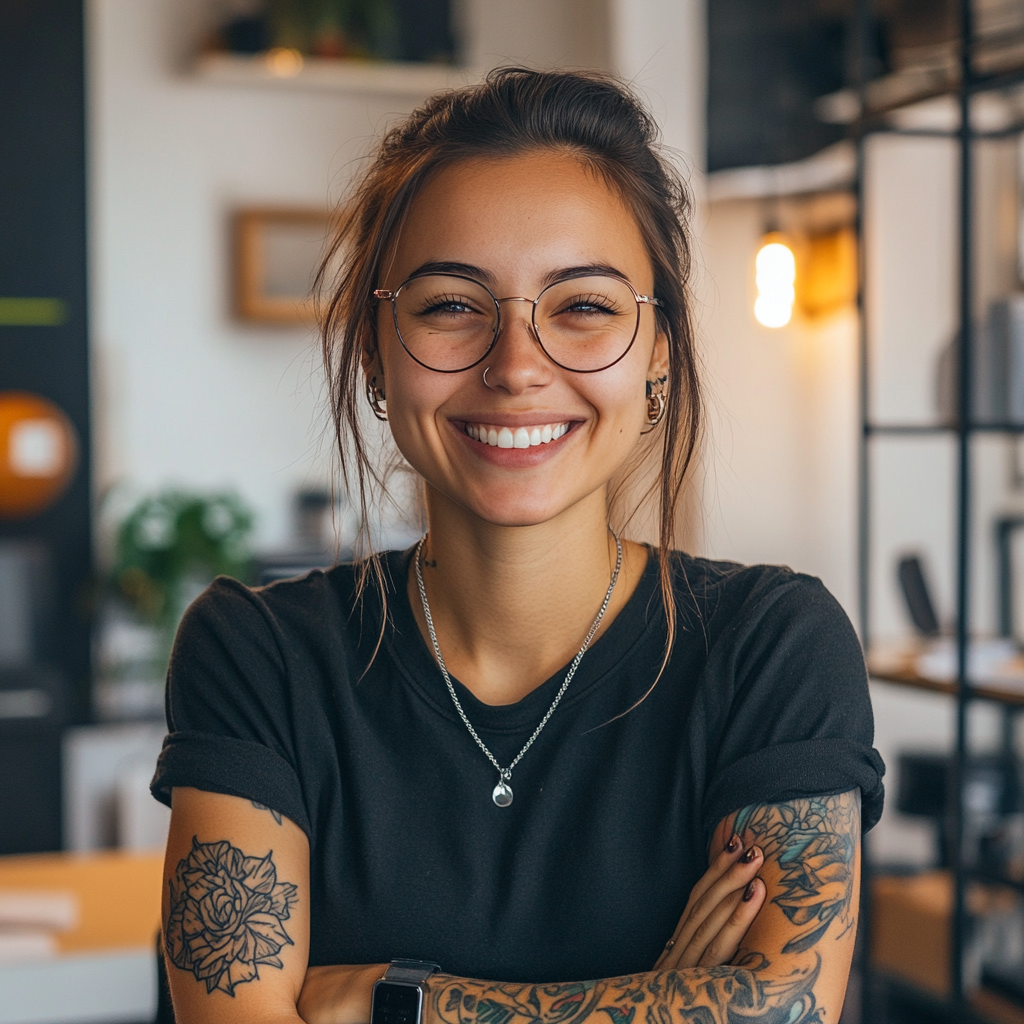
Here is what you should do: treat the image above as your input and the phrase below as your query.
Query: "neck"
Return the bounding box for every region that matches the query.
[409,487,647,705]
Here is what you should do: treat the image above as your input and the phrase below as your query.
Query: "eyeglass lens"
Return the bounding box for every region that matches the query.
[391,274,642,373]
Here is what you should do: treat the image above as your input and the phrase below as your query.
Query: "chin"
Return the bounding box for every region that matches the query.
[462,490,576,529]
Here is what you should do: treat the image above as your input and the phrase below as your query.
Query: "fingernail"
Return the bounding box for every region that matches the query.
[726,834,741,854]
[741,846,760,863]
[743,880,758,902]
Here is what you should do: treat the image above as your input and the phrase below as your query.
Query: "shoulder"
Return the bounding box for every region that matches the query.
[667,552,846,639]
[170,554,409,687]
[179,555,394,640]
[664,552,865,696]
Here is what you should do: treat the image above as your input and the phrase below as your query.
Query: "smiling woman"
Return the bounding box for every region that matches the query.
[150,68,884,1024]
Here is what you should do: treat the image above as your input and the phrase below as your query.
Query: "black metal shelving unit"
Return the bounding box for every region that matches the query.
[855,0,1024,1020]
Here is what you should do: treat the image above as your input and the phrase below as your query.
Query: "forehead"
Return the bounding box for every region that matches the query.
[389,150,652,287]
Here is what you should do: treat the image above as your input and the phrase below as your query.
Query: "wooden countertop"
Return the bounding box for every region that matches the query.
[0,849,163,953]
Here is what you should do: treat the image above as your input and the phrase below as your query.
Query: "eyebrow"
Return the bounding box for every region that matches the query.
[405,261,631,290]
[406,261,497,285]
[541,264,630,287]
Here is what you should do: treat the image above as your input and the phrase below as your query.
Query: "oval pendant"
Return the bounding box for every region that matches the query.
[492,780,513,807]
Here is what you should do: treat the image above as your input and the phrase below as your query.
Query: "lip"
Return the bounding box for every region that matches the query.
[451,414,580,429]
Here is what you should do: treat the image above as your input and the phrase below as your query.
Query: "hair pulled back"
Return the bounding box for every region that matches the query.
[318,66,702,665]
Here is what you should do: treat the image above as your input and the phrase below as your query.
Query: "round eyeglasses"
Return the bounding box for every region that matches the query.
[373,272,661,374]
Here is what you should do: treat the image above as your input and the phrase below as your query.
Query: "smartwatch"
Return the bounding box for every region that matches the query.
[370,959,442,1024]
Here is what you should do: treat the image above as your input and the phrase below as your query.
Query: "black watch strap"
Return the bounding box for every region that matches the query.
[382,959,442,984]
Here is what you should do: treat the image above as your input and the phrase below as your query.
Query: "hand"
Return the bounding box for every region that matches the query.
[654,835,766,970]
[298,962,386,1024]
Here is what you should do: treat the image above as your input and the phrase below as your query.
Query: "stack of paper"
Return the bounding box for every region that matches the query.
[0,891,78,964]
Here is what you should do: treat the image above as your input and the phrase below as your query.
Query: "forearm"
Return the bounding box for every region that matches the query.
[427,957,825,1024]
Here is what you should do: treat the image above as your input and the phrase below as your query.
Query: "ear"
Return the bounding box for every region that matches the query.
[360,332,382,380]
[647,329,669,382]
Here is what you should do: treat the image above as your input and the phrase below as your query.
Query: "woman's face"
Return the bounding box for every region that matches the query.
[371,149,668,529]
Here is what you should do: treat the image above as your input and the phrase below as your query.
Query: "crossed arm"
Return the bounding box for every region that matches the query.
[162,787,860,1024]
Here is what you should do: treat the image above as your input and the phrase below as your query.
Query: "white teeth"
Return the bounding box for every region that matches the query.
[466,421,570,448]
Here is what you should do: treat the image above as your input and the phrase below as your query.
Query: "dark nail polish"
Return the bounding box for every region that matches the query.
[726,835,741,854]
[741,846,759,863]
[743,880,758,902]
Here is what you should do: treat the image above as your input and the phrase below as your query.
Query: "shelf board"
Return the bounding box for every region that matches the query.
[868,658,1024,707]
[866,422,1024,435]
[968,867,1024,895]
[972,986,1024,1024]
[192,51,474,98]
[815,27,1024,130]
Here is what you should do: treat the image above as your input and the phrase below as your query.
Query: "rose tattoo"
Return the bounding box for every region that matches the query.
[166,836,299,996]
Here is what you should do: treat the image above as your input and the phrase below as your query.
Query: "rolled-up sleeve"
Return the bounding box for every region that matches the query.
[150,576,312,837]
[701,574,885,838]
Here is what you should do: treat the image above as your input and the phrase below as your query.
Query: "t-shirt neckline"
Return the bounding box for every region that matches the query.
[382,545,664,733]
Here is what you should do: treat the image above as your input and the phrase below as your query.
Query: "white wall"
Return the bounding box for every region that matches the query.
[89,0,375,547]
[608,0,705,182]
[699,201,859,608]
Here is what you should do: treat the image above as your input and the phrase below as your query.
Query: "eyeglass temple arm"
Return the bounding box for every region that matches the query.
[373,289,394,300]
[637,295,661,306]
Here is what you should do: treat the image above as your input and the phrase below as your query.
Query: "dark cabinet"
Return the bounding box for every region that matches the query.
[0,0,92,853]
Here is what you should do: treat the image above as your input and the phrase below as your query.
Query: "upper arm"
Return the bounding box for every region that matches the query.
[162,787,310,1024]
[709,789,861,1018]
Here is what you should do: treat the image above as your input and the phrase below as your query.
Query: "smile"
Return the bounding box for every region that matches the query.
[465,422,571,448]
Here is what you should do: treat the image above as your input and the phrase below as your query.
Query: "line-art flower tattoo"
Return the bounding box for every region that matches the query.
[166,836,298,996]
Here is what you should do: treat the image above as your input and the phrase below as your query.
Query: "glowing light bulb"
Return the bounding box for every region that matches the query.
[754,239,796,328]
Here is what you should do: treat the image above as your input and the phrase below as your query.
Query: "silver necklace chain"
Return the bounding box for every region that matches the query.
[414,532,623,807]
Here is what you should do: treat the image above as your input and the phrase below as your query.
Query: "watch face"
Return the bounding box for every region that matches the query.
[373,982,422,1024]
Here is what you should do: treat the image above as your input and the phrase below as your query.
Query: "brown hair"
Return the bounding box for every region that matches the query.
[317,66,702,671]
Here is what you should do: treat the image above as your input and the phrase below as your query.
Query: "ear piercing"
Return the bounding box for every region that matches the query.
[366,376,388,421]
[644,374,668,428]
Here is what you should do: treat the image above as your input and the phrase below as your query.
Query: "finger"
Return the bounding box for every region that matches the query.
[675,866,764,970]
[663,845,764,967]
[654,836,745,969]
[696,877,766,968]
[686,835,744,907]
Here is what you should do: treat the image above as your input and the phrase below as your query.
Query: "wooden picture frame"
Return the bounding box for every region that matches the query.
[233,207,332,325]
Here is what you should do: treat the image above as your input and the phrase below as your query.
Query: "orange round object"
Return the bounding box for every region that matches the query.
[0,392,79,520]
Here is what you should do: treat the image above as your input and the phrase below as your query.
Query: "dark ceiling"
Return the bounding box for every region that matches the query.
[707,0,960,172]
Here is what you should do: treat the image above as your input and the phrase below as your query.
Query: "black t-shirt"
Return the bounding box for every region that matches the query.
[151,549,884,983]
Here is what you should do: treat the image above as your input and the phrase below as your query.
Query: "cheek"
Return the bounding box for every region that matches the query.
[379,355,457,457]
[598,385,648,442]
[584,361,650,435]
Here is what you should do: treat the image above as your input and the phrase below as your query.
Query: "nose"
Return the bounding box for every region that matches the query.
[481,298,552,394]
